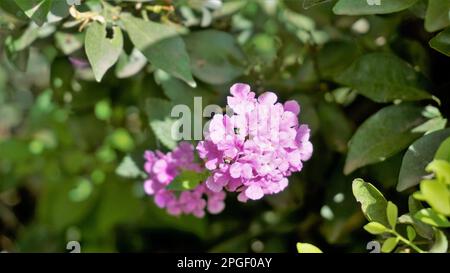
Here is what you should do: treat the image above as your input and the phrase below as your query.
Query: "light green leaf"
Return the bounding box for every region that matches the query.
[121,13,195,87]
[85,22,123,82]
[115,155,145,179]
[109,128,135,152]
[345,104,426,174]
[435,137,450,162]
[387,201,398,229]
[429,230,448,253]
[352,179,389,226]
[336,53,431,103]
[407,226,416,241]
[430,28,450,57]
[145,98,178,150]
[115,48,147,79]
[420,179,450,215]
[381,237,398,253]
[166,170,209,191]
[363,222,388,235]
[398,129,450,191]
[425,0,450,32]
[55,32,84,55]
[426,160,450,184]
[184,30,246,85]
[16,0,52,26]
[414,208,450,227]
[296,243,323,253]
[333,0,418,15]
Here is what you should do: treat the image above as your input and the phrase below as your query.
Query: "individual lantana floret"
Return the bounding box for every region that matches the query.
[197,83,313,202]
[143,142,226,217]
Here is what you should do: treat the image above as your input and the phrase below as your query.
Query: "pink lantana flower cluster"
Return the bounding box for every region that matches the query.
[196,83,313,202]
[143,142,226,217]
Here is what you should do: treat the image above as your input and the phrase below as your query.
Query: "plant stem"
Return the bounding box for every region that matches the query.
[391,230,425,253]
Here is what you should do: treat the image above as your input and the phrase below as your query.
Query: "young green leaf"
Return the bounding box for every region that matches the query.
[414,208,450,227]
[397,129,450,192]
[121,13,195,87]
[381,237,398,253]
[345,104,426,174]
[426,160,450,185]
[406,226,416,242]
[352,179,389,226]
[335,53,430,103]
[296,243,323,253]
[166,170,209,191]
[387,201,398,229]
[333,0,418,15]
[363,222,388,235]
[85,22,123,82]
[420,179,450,215]
[435,137,450,162]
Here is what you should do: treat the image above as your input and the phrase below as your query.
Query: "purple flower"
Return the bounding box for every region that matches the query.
[197,83,313,202]
[143,142,226,217]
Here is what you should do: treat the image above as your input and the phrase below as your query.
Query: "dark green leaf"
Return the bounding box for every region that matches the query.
[425,0,450,32]
[16,0,52,26]
[345,104,426,174]
[333,0,419,15]
[398,128,450,191]
[430,28,450,57]
[336,53,431,103]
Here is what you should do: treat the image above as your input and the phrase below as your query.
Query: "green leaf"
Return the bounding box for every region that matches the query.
[407,226,416,241]
[333,0,419,15]
[425,0,450,32]
[387,201,398,229]
[430,28,450,57]
[115,48,147,79]
[109,128,135,152]
[426,160,450,184]
[336,53,430,103]
[435,137,450,162]
[121,13,195,87]
[381,237,398,253]
[184,30,246,85]
[344,104,426,174]
[408,196,434,240]
[16,0,52,26]
[166,170,209,191]
[115,155,145,179]
[414,208,450,227]
[352,179,389,226]
[398,129,450,192]
[429,230,448,253]
[55,32,84,55]
[296,243,323,253]
[145,98,178,150]
[420,179,450,215]
[363,222,389,235]
[85,22,123,82]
